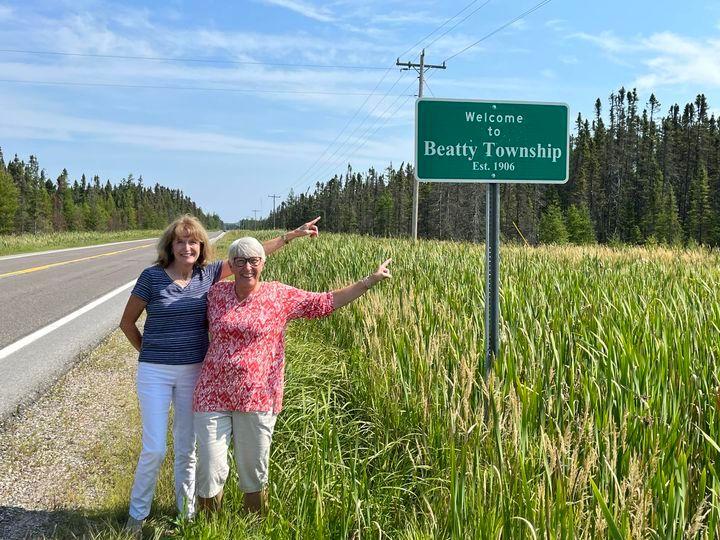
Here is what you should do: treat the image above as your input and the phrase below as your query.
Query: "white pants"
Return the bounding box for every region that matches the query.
[129,362,202,521]
[194,411,277,497]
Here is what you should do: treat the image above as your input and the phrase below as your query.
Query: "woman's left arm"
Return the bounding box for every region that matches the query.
[332,259,392,309]
[218,216,322,280]
[264,216,321,256]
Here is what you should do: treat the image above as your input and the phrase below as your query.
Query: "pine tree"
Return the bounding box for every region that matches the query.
[0,167,19,234]
[566,204,596,244]
[687,164,711,244]
[539,203,569,244]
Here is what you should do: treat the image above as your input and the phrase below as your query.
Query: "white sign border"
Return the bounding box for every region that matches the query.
[414,97,570,184]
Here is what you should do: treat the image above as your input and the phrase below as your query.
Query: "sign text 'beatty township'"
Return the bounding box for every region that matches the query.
[415,99,569,183]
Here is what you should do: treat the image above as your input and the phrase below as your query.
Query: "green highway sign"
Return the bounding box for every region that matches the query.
[415,98,569,183]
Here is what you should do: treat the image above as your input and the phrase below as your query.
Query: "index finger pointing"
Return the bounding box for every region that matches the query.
[308,216,321,225]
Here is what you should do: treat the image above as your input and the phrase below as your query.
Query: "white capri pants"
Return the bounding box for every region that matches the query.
[194,411,277,497]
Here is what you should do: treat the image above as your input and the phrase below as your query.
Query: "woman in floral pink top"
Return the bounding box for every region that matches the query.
[193,237,391,514]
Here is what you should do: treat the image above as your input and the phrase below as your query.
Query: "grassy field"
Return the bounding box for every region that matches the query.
[0,230,165,256]
[81,232,720,538]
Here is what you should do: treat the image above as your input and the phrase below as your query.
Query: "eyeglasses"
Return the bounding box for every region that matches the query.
[232,257,262,267]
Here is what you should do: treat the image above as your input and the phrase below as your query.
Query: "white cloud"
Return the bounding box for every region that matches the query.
[571,31,631,54]
[370,11,437,25]
[545,19,567,31]
[633,33,720,91]
[0,7,413,112]
[0,99,325,157]
[572,30,720,92]
[259,0,335,22]
[509,19,528,31]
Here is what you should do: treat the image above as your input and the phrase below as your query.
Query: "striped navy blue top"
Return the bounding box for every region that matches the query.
[131,260,224,365]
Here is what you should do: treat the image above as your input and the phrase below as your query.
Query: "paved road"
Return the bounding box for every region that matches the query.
[0,234,223,420]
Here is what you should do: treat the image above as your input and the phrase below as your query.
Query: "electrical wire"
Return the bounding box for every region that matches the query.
[0,78,415,97]
[285,0,486,196]
[288,68,400,193]
[444,0,552,63]
[296,77,418,194]
[395,0,484,60]
[287,71,409,193]
[0,48,389,70]
[297,91,416,196]
[422,0,493,51]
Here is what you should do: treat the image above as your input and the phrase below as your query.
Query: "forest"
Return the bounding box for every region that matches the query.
[266,88,718,246]
[0,149,222,234]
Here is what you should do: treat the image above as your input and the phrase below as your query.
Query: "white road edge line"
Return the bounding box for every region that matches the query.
[0,230,228,361]
[0,231,225,262]
[0,238,157,261]
[0,280,136,361]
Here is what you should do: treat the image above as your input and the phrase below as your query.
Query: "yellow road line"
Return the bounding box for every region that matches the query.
[0,243,154,279]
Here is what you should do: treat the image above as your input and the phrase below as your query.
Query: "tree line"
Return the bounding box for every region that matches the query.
[0,149,222,234]
[266,89,719,246]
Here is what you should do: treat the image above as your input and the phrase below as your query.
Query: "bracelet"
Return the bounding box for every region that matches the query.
[361,275,374,290]
[281,233,290,244]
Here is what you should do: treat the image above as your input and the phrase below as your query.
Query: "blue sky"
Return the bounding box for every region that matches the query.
[1,0,719,223]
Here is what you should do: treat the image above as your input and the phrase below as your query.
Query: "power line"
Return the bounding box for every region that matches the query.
[286,1,484,196]
[422,0,493,51]
[0,48,389,71]
[286,0,541,202]
[444,0,553,63]
[295,77,418,195]
[297,92,416,198]
[294,68,442,205]
[287,71,408,193]
[395,0,485,60]
[288,68,399,194]
[0,78,415,97]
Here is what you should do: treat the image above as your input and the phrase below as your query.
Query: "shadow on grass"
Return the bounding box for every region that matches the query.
[0,504,183,540]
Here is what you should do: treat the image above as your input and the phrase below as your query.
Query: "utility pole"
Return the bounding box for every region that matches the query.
[268,194,281,230]
[252,209,259,229]
[396,49,446,241]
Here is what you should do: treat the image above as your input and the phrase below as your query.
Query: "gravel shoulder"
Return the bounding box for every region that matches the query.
[0,328,141,539]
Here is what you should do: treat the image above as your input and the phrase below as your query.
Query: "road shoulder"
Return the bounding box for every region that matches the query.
[0,328,140,539]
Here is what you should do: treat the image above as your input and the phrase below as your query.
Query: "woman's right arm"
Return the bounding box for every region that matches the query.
[120,294,147,352]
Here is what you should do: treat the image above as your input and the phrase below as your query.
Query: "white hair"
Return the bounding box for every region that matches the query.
[228,237,266,261]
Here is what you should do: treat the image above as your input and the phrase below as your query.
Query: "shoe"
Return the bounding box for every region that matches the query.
[123,516,144,538]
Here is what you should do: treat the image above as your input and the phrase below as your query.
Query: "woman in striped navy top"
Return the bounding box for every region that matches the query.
[119,214,319,534]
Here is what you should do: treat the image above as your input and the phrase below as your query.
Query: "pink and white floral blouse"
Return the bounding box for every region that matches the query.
[192,281,334,414]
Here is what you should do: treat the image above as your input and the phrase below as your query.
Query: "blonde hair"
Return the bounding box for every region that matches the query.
[155,215,213,268]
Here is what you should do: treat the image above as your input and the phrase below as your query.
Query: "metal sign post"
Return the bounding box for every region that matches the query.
[414,98,569,375]
[485,183,500,373]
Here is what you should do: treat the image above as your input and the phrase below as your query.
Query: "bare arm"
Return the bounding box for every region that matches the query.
[119,294,147,352]
[332,259,392,309]
[217,217,323,280]
[219,259,233,280]
[262,216,321,257]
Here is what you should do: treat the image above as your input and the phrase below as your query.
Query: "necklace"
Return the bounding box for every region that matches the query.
[167,266,193,284]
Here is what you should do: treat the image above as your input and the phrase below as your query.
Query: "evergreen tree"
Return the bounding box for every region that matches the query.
[539,203,569,244]
[566,204,596,244]
[687,164,711,244]
[0,167,19,234]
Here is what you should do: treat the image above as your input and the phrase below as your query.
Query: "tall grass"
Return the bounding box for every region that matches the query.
[103,233,720,538]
